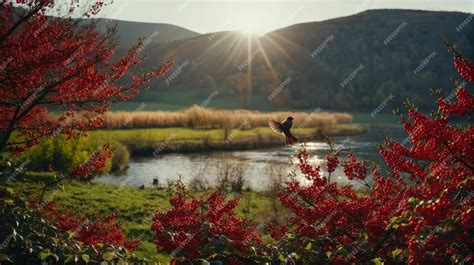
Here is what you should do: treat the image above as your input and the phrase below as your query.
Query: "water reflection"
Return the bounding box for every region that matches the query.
[93,124,405,191]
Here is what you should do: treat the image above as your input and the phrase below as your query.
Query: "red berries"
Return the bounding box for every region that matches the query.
[41,201,138,252]
[151,186,262,262]
[0,1,171,154]
[326,154,339,174]
[343,153,366,180]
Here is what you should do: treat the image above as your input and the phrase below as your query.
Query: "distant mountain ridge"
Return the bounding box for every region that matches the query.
[48,9,474,111]
[122,9,474,111]
[95,19,200,46]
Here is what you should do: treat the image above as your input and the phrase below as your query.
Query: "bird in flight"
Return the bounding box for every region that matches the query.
[268,116,299,145]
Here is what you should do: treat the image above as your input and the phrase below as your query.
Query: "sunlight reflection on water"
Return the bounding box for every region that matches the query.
[93,128,394,191]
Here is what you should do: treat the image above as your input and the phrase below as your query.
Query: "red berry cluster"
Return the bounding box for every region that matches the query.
[267,223,289,241]
[39,201,139,251]
[326,154,340,174]
[151,186,262,264]
[342,153,367,180]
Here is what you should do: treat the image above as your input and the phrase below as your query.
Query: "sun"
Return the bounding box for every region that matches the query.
[240,21,266,36]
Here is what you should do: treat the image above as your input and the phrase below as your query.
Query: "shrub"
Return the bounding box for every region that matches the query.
[17,136,124,177]
[216,156,248,192]
[151,181,262,264]
[0,187,143,264]
[111,145,130,172]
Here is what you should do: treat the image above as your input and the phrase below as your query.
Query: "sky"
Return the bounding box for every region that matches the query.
[98,0,474,35]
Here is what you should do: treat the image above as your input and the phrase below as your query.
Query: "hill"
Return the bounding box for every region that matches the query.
[126,9,474,112]
[95,19,200,47]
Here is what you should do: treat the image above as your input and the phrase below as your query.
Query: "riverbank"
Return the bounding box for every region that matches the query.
[11,124,365,179]
[90,124,366,157]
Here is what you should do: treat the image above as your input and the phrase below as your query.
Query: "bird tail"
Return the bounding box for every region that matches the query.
[284,131,298,145]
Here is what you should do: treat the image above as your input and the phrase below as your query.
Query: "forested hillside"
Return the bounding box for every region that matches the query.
[128,9,474,111]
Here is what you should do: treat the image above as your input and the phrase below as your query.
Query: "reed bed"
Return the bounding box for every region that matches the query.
[100,105,353,130]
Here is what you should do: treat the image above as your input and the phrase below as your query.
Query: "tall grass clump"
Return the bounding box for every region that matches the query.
[100,105,353,129]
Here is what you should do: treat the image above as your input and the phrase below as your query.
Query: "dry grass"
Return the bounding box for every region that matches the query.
[101,105,353,129]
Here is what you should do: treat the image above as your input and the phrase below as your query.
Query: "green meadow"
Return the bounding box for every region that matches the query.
[7,181,278,263]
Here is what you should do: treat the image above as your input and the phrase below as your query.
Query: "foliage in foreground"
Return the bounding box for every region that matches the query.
[0,187,144,264]
[0,0,170,155]
[151,45,473,264]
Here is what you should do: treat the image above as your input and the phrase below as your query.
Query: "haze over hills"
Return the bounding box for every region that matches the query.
[95,19,199,46]
[110,9,474,112]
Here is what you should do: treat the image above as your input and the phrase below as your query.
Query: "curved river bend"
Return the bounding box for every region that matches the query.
[94,124,404,191]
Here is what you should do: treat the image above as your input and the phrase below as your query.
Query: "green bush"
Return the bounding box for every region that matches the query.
[111,145,130,172]
[17,136,127,177]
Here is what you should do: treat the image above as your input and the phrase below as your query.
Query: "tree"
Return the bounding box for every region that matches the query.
[0,0,171,155]
[0,1,170,263]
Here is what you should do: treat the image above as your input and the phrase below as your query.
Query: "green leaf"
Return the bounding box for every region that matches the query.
[6,187,14,195]
[82,254,90,263]
[371,258,383,265]
[101,251,115,261]
[0,254,12,262]
[64,255,74,264]
[325,251,332,259]
[408,197,418,205]
[361,232,369,240]
[66,231,75,239]
[305,242,313,250]
[38,251,51,260]
[194,259,211,265]
[391,248,403,258]
[336,246,349,257]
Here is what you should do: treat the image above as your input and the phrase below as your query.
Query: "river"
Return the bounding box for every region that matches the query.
[93,123,405,191]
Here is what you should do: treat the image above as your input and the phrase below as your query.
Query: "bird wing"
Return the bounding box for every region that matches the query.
[284,130,298,145]
[268,120,284,133]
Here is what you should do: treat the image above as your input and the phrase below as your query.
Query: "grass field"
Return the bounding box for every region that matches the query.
[351,112,399,124]
[8,181,277,263]
[90,124,366,156]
